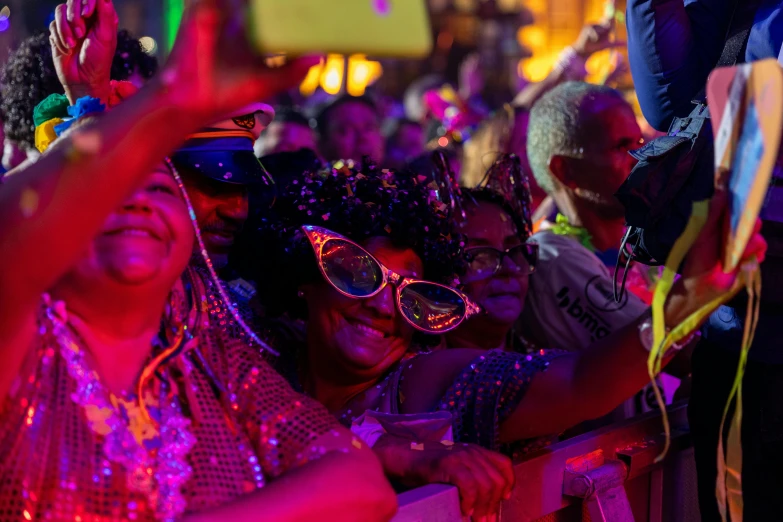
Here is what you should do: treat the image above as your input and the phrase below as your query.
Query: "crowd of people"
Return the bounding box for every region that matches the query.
[0,0,778,520]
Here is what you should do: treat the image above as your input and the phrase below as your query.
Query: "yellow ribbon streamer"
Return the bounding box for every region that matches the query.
[717,267,761,522]
[648,199,759,468]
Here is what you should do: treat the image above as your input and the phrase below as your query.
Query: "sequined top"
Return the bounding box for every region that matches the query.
[436,349,560,456]
[269,325,561,457]
[0,280,350,521]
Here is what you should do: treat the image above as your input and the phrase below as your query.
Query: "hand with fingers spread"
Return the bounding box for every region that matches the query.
[374,436,514,521]
[157,0,320,125]
[50,0,118,104]
[571,19,625,59]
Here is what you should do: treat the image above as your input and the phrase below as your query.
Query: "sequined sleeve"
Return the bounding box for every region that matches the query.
[197,270,350,479]
[437,349,562,452]
[232,358,350,479]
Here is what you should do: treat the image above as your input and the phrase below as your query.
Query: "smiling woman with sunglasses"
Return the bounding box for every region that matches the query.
[245,155,765,518]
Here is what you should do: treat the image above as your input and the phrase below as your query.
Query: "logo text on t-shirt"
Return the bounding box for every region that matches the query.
[556,286,611,343]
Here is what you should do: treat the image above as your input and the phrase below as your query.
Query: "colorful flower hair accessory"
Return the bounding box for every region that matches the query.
[53,96,107,137]
[32,81,139,153]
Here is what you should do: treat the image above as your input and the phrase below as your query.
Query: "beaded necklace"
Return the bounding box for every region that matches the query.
[45,296,196,521]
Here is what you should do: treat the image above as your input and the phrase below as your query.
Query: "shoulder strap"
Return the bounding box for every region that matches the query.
[695,1,761,102]
[717,1,762,68]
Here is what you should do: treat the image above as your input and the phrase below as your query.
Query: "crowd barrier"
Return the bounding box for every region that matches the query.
[392,401,700,522]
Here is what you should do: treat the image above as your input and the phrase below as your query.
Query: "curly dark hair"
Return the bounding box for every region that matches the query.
[112,29,158,83]
[0,32,62,151]
[234,158,467,319]
[0,30,158,152]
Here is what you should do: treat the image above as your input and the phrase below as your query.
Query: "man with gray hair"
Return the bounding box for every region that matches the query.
[521,82,677,418]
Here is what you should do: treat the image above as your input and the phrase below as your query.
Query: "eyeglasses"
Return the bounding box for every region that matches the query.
[302,225,481,333]
[464,243,539,279]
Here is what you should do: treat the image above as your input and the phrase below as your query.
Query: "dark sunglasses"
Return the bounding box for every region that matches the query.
[464,243,539,278]
[302,225,481,333]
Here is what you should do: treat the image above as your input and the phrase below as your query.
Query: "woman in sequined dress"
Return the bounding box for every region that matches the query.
[244,155,765,459]
[0,1,397,521]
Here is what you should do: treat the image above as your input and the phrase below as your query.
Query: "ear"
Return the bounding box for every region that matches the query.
[548,154,578,190]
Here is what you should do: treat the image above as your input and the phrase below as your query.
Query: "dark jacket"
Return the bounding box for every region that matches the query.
[627,0,783,131]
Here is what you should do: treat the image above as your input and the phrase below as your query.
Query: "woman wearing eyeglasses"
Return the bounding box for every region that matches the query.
[442,186,539,353]
[247,155,764,519]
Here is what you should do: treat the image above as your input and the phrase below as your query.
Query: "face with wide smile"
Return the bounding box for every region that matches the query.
[304,236,423,382]
[63,163,194,290]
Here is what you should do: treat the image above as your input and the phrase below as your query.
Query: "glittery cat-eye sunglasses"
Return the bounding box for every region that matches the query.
[302,225,482,333]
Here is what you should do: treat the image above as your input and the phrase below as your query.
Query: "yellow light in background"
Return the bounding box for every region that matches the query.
[585,50,612,83]
[518,26,545,49]
[497,0,519,12]
[520,52,558,82]
[525,0,546,14]
[454,0,474,12]
[264,55,287,68]
[299,59,324,96]
[347,55,382,97]
[320,54,345,95]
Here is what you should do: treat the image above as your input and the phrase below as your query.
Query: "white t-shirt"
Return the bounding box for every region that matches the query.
[523,230,648,350]
[522,230,678,416]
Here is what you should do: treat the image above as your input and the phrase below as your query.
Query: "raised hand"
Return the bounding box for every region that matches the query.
[374,436,514,521]
[571,19,625,59]
[602,52,630,86]
[158,0,320,125]
[50,0,118,103]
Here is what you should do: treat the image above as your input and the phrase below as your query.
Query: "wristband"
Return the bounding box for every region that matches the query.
[638,311,700,353]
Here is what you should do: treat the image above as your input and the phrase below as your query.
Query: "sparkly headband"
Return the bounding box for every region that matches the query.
[470,153,534,238]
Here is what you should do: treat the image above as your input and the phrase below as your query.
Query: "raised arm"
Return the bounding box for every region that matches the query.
[501,190,765,441]
[627,0,733,130]
[0,0,315,396]
[184,431,397,522]
[513,19,624,111]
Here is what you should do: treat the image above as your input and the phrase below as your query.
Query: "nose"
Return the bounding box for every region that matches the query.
[497,253,523,276]
[363,284,396,318]
[121,189,153,213]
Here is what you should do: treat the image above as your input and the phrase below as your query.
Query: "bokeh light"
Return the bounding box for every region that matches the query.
[139,36,158,55]
[0,5,10,33]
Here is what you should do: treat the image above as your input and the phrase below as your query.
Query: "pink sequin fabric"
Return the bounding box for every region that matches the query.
[0,269,347,521]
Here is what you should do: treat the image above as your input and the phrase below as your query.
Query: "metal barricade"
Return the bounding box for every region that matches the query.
[393,401,699,522]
